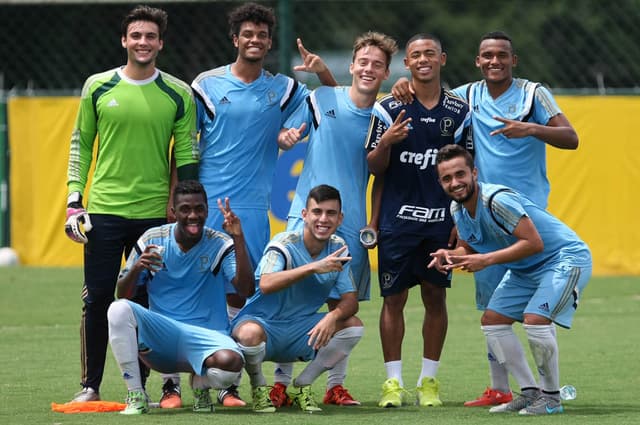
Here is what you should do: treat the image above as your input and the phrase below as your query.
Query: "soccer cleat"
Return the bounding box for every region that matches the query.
[290,385,322,412]
[252,386,276,413]
[71,387,100,402]
[378,378,406,408]
[464,387,513,407]
[519,394,564,415]
[121,390,149,415]
[416,377,443,407]
[159,378,182,409]
[269,382,293,407]
[489,388,540,413]
[217,385,247,407]
[192,388,214,412]
[323,384,361,406]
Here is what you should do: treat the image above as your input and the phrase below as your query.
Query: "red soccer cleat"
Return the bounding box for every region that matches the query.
[159,379,182,409]
[464,387,513,407]
[323,385,361,406]
[269,383,293,407]
[217,385,246,407]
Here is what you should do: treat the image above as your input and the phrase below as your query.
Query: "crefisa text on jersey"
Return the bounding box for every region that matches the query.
[399,148,438,170]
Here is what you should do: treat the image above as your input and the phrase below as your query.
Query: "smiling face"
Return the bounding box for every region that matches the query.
[476,38,517,85]
[437,156,478,205]
[350,45,390,97]
[302,198,343,243]
[121,20,163,68]
[404,38,446,84]
[233,21,272,63]
[172,192,208,245]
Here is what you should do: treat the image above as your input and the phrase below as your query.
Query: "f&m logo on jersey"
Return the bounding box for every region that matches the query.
[397,205,446,223]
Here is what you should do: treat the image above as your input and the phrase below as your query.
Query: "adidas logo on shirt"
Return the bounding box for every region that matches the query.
[325,109,336,118]
[107,99,119,107]
[219,96,231,104]
[538,302,550,312]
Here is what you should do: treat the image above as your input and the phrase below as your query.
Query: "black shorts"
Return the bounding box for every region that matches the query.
[377,230,452,297]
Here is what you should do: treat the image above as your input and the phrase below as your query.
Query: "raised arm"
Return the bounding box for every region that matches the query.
[259,245,351,294]
[293,38,338,87]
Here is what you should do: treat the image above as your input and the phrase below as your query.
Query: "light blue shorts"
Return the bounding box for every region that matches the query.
[128,301,242,375]
[233,312,325,362]
[287,216,370,301]
[473,264,508,310]
[487,262,592,329]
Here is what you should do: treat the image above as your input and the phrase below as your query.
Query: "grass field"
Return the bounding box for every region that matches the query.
[0,267,638,424]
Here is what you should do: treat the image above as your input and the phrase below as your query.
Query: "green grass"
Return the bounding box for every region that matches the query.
[1,267,639,424]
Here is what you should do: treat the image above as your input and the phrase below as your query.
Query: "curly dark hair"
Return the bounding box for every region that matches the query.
[228,2,276,39]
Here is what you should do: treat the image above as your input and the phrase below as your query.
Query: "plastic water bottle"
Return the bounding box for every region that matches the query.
[559,385,577,400]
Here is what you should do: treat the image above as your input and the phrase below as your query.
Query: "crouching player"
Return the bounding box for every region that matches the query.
[430,145,591,415]
[107,180,254,414]
[232,184,364,413]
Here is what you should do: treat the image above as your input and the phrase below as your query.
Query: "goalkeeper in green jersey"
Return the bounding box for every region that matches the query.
[64,5,198,404]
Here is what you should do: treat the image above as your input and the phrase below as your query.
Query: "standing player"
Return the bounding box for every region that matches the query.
[366,33,470,408]
[108,180,253,414]
[391,30,579,406]
[191,2,336,405]
[430,144,591,415]
[269,31,397,407]
[64,5,198,403]
[232,185,364,413]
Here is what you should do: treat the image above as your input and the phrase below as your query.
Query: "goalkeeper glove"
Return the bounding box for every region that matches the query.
[64,192,93,244]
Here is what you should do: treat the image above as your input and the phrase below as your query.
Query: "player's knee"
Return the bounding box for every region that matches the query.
[232,320,266,346]
[204,349,244,372]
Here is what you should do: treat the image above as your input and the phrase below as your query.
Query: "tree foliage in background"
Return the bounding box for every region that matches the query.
[0,0,638,92]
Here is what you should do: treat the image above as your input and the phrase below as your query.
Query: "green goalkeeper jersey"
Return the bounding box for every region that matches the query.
[67,67,199,219]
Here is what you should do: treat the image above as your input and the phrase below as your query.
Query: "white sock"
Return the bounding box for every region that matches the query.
[107,300,143,391]
[384,360,403,387]
[206,368,241,390]
[417,358,440,386]
[274,363,294,386]
[190,373,210,390]
[327,356,349,390]
[162,373,180,386]
[294,326,363,387]
[482,324,537,390]
[238,342,266,387]
[487,340,510,393]
[524,324,560,392]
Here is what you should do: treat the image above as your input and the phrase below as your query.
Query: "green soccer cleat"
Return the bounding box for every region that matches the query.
[378,378,406,408]
[121,390,149,415]
[192,388,214,413]
[519,394,564,416]
[252,385,276,413]
[290,385,322,413]
[416,377,443,407]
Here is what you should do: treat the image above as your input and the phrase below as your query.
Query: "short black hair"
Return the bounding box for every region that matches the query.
[435,144,474,169]
[173,180,207,206]
[306,184,342,209]
[228,2,276,39]
[121,5,168,39]
[405,33,442,52]
[480,31,514,51]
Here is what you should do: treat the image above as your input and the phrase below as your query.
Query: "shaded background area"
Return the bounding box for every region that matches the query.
[1,0,639,93]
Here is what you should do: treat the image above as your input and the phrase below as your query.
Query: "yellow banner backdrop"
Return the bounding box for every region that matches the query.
[7,96,640,275]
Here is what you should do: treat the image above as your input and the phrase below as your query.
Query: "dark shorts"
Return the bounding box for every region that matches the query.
[377,230,451,297]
